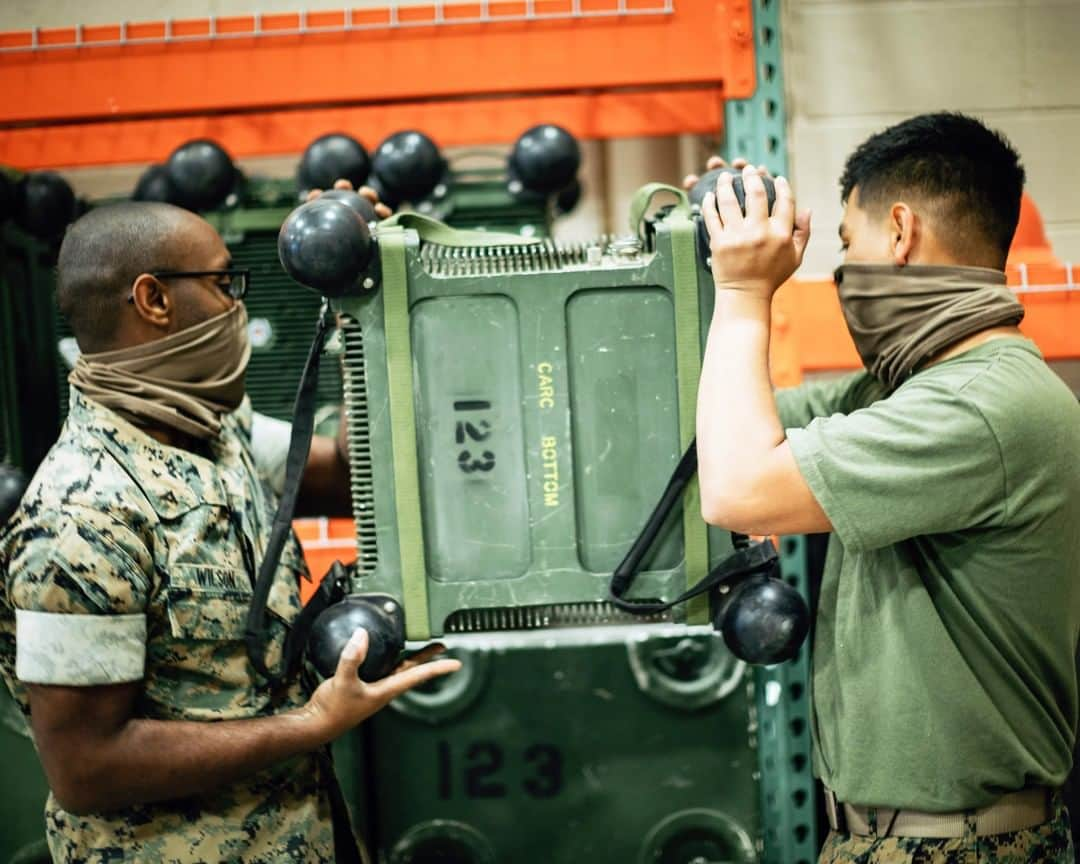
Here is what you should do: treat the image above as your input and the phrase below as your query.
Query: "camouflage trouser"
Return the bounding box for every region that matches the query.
[819,800,1074,863]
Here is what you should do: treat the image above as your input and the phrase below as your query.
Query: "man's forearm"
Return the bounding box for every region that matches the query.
[295,407,352,516]
[41,699,332,815]
[696,292,785,523]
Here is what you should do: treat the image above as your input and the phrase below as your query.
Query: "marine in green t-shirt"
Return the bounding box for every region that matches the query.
[778,344,1080,811]
[691,113,1077,861]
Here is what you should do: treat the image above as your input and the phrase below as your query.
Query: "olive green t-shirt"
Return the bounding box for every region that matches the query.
[776,338,1080,811]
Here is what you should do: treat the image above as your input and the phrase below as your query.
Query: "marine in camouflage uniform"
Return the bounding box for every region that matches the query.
[0,390,336,862]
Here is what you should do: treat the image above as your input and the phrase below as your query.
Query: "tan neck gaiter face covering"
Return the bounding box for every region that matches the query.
[69,302,251,440]
[834,263,1024,390]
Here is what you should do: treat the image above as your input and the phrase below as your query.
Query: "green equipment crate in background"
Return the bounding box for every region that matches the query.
[422,161,553,238]
[0,222,62,472]
[0,685,51,864]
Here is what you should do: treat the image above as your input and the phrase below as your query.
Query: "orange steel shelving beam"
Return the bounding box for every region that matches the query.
[0,0,756,169]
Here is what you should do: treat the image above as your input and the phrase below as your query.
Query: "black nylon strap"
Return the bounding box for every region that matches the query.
[610,539,778,615]
[609,438,778,615]
[317,746,366,864]
[245,301,333,683]
[280,561,351,681]
[610,439,699,598]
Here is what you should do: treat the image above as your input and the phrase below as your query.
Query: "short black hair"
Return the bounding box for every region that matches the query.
[840,112,1025,263]
[55,202,190,353]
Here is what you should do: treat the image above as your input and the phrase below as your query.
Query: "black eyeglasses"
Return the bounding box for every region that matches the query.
[128,268,251,302]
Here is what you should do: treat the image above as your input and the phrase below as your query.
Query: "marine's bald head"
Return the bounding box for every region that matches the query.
[56,202,207,353]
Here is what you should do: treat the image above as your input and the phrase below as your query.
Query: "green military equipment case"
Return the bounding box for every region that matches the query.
[332,190,724,641]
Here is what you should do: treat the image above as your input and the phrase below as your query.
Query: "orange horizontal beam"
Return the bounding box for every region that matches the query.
[770,265,1080,386]
[0,2,754,128]
[0,86,725,169]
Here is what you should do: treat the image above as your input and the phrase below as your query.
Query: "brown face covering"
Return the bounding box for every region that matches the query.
[834,263,1024,390]
[69,303,251,440]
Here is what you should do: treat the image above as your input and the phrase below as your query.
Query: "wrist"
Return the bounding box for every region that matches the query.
[711,288,773,319]
[712,277,777,296]
[291,699,342,748]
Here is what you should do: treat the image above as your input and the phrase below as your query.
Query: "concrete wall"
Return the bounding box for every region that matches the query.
[784,0,1080,276]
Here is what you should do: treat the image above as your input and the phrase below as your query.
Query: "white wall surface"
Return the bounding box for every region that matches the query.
[783,0,1080,276]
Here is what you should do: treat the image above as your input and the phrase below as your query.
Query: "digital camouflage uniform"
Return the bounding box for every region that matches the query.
[0,390,336,863]
[819,798,1074,863]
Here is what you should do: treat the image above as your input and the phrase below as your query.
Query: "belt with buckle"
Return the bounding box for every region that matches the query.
[824,787,1052,839]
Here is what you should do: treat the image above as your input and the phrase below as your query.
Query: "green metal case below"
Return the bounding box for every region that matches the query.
[337,631,761,864]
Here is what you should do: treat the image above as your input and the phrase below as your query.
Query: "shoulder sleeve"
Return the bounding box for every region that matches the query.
[5,508,153,686]
[249,411,292,497]
[775,371,886,429]
[785,380,1006,552]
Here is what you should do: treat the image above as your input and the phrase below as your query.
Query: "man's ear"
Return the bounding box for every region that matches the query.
[130,273,171,329]
[889,202,917,265]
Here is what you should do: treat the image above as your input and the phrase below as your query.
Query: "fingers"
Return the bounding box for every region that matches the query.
[701,191,724,243]
[305,188,322,202]
[713,171,745,226]
[771,175,796,232]
[393,643,448,672]
[740,165,770,223]
[793,208,813,262]
[706,155,727,171]
[334,628,369,681]
[357,185,392,218]
[682,173,700,191]
[369,657,463,704]
[333,178,354,191]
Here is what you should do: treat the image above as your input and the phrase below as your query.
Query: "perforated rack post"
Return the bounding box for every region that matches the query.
[722,0,788,178]
[755,534,817,864]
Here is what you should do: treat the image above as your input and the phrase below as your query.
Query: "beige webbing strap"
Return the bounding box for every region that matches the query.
[378,226,431,640]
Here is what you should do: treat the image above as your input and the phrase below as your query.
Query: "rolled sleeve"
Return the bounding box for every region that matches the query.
[16,610,146,685]
[7,510,152,687]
